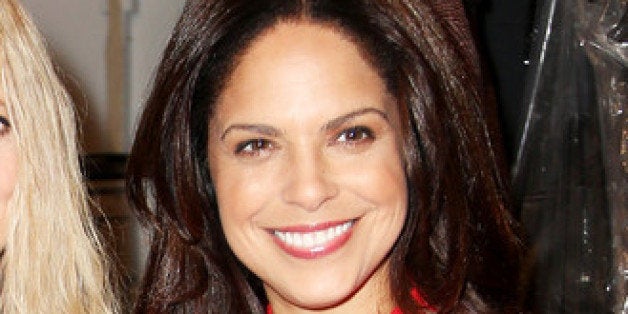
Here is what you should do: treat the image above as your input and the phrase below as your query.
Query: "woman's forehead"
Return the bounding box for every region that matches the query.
[213,22,396,121]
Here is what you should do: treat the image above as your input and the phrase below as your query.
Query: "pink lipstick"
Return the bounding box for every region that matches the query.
[270,219,355,259]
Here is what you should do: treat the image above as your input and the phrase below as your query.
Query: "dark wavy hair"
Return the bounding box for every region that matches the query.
[126,0,523,312]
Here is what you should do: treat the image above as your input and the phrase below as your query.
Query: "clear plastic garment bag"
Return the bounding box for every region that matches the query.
[512,0,627,312]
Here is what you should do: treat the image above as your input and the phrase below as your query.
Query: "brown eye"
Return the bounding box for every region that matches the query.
[0,116,11,136]
[336,126,374,143]
[235,139,274,156]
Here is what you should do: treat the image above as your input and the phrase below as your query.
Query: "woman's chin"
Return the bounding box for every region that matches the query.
[265,279,359,311]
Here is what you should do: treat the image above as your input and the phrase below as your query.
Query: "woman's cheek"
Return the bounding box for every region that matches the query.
[214,158,282,220]
[335,143,405,202]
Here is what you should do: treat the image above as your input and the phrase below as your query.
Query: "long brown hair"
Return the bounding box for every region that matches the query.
[126,0,523,312]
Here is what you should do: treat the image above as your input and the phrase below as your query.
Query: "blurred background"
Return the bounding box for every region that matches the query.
[20,0,185,307]
[21,0,626,312]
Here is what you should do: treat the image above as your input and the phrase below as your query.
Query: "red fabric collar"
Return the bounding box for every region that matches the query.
[390,288,435,313]
[266,288,435,314]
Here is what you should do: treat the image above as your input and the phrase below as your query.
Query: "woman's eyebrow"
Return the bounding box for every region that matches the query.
[220,107,388,140]
[220,124,282,141]
[322,107,389,132]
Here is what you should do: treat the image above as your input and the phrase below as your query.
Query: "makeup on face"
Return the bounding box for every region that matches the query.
[270,218,356,259]
[208,22,407,312]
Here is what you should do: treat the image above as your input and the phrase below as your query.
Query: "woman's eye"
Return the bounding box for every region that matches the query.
[235,139,274,156]
[336,126,374,143]
[0,116,11,136]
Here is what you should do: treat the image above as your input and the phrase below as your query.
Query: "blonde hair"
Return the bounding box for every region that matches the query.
[0,0,119,312]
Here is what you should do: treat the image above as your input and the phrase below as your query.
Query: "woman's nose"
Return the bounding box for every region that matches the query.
[281,148,338,212]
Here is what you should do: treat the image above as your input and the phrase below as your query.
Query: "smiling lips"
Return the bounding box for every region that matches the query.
[271,220,355,259]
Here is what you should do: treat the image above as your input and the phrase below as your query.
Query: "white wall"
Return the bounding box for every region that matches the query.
[20,0,184,152]
[128,1,184,147]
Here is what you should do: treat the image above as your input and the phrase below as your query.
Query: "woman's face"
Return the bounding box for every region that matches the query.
[208,22,407,312]
[0,88,17,248]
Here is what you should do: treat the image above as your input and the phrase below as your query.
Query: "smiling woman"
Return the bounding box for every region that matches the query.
[0,0,118,312]
[208,23,407,312]
[127,1,524,313]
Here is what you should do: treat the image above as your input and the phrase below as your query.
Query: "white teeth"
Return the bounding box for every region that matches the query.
[293,233,303,247]
[303,233,314,247]
[335,225,343,235]
[326,228,334,240]
[315,231,326,245]
[277,232,286,242]
[273,220,354,249]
